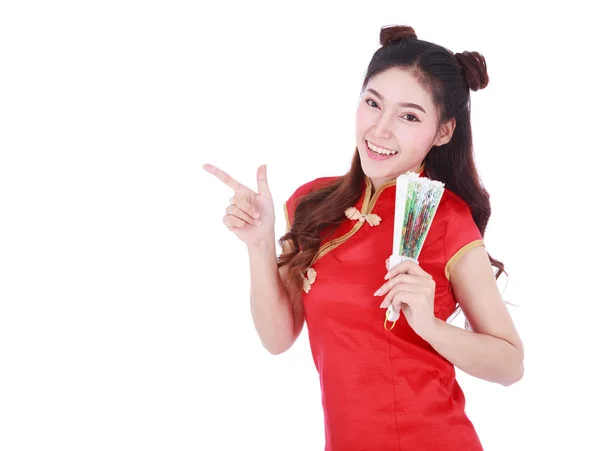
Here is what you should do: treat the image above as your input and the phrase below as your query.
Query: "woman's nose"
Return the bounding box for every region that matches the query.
[372,114,393,138]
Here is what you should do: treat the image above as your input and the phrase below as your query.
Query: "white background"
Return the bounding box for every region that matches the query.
[1,1,598,450]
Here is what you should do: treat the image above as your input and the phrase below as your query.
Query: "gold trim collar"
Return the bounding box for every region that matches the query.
[363,162,425,212]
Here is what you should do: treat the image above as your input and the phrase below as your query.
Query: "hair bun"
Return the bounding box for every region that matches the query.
[454,51,489,91]
[379,25,417,47]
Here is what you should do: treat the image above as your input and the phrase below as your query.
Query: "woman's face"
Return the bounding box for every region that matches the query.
[355,67,454,189]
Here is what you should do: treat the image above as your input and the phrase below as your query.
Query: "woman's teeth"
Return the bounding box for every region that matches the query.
[367,140,398,156]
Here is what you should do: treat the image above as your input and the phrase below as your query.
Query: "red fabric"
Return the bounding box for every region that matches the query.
[284,170,485,451]
[444,198,483,265]
[284,176,338,228]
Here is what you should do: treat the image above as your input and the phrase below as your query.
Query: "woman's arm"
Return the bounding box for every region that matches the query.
[248,236,305,355]
[422,245,524,386]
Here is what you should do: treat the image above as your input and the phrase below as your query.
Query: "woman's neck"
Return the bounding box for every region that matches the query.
[369,162,425,191]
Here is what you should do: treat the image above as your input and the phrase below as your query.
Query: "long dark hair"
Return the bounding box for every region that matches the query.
[278,25,505,308]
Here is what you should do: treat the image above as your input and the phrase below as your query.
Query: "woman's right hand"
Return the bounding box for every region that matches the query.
[203,163,276,249]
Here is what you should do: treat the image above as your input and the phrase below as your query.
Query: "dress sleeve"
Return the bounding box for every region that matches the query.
[283,189,301,233]
[444,201,485,281]
[283,177,336,233]
[283,199,293,233]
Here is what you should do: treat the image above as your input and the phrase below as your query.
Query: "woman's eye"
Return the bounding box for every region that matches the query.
[365,98,419,122]
[403,114,420,122]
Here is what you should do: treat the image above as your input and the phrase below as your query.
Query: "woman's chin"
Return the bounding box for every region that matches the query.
[361,165,390,181]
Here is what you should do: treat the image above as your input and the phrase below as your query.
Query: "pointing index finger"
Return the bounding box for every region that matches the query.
[203,163,246,192]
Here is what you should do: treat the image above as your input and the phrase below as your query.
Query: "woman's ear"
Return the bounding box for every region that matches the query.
[433,117,456,146]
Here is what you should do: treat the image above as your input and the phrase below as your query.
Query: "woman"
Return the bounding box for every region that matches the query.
[204,25,524,451]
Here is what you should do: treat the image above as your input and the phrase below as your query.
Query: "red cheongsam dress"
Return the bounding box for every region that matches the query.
[283,165,485,451]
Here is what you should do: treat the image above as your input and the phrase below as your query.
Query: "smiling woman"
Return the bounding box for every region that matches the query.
[359,80,432,163]
[205,23,523,451]
[276,25,523,451]
[355,67,457,190]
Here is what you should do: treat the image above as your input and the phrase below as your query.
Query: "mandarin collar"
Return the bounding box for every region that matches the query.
[361,163,426,211]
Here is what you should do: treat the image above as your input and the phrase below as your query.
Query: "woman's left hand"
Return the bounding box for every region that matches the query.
[375,259,437,339]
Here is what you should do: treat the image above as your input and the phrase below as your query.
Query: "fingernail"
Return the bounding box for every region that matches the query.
[384,273,390,280]
[374,289,381,296]
[379,301,387,308]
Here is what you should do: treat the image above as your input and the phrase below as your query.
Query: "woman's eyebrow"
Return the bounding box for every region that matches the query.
[366,88,427,114]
